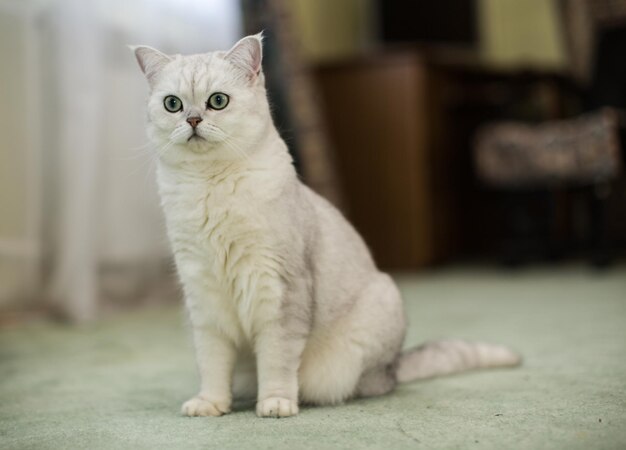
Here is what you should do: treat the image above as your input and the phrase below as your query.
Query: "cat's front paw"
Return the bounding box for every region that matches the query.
[181,396,231,417]
[256,397,299,418]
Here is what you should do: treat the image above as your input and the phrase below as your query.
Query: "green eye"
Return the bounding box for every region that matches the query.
[207,92,229,110]
[163,95,183,113]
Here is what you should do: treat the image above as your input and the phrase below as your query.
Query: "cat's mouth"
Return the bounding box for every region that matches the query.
[187,133,205,142]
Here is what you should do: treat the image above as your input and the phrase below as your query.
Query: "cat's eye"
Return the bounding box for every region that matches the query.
[207,93,229,110]
[163,95,183,113]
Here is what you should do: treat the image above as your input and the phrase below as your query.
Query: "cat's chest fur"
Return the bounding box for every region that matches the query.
[157,161,290,342]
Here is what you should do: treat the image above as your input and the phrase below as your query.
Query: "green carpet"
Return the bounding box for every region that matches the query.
[1,265,625,449]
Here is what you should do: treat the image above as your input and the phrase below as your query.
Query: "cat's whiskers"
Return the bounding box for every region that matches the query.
[205,124,251,161]
[163,128,189,154]
[129,141,155,152]
[122,136,178,185]
[221,133,257,147]
[114,141,158,162]
[223,139,251,162]
[136,138,180,192]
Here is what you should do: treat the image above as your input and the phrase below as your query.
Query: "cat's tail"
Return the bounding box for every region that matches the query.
[395,339,522,383]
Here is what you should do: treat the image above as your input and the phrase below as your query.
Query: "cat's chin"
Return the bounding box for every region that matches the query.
[154,137,244,166]
[184,137,215,154]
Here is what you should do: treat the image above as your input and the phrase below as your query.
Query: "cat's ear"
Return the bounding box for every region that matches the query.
[130,45,172,85]
[225,32,263,81]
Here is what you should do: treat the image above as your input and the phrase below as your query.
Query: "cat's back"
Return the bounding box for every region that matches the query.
[301,185,379,305]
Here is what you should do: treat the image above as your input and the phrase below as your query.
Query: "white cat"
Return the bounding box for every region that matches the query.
[132,33,521,418]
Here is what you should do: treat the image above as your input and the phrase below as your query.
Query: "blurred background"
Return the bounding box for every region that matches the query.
[1,0,625,323]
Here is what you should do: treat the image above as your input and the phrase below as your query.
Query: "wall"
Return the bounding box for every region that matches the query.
[478,0,568,70]
[0,3,41,307]
[288,0,374,63]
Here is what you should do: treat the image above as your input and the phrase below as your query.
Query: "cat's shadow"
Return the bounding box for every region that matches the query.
[231,398,256,412]
[229,391,407,414]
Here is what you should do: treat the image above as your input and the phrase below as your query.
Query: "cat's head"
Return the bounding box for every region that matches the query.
[132,33,270,165]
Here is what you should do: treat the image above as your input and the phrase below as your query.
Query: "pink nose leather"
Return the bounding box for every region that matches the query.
[187,117,202,128]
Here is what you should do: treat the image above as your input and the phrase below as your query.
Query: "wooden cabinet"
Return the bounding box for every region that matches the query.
[314,53,458,269]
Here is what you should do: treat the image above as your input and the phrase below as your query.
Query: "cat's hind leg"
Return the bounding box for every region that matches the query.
[353,273,404,398]
[356,363,397,397]
[298,328,365,405]
[299,273,406,405]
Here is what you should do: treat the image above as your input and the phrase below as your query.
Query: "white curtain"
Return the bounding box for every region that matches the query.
[0,0,242,321]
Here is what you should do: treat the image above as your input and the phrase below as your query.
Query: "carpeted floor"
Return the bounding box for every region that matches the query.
[1,265,625,449]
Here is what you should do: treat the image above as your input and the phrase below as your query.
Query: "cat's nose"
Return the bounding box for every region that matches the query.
[186,116,202,128]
